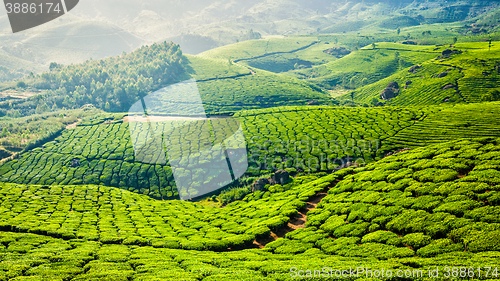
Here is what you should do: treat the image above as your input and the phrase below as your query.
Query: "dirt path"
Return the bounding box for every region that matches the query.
[122,115,235,123]
[0,90,37,100]
[233,41,320,63]
[65,119,82,129]
[123,115,206,123]
[252,186,332,249]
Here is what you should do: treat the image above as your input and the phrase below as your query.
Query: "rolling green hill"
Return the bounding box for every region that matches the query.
[0,44,332,117]
[349,42,500,106]
[1,102,500,200]
[289,42,442,90]
[186,55,332,112]
[269,136,500,260]
[0,49,44,83]
[0,136,499,280]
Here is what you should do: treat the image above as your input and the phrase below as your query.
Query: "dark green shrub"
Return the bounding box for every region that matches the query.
[416,239,463,257]
[274,240,313,254]
[321,237,360,255]
[402,233,432,249]
[361,230,401,246]
[245,226,271,238]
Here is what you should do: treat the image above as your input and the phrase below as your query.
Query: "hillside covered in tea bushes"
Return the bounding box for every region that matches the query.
[348,42,500,106]
[1,102,500,200]
[0,137,499,280]
[269,137,500,258]
[1,1,500,280]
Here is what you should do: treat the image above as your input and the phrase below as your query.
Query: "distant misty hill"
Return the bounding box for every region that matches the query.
[71,0,498,44]
[0,0,498,80]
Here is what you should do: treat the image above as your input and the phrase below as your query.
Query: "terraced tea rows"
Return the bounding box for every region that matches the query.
[351,42,500,106]
[1,137,500,280]
[385,102,500,150]
[1,230,498,281]
[236,106,423,173]
[0,175,336,250]
[2,103,500,200]
[266,137,500,259]
[0,106,426,199]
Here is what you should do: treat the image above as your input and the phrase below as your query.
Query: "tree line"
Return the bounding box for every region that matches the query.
[2,41,186,117]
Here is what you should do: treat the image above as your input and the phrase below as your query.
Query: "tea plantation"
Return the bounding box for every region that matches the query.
[2,102,500,200]
[187,55,332,112]
[271,137,500,258]
[350,42,500,105]
[0,106,410,199]
[198,37,321,63]
[289,42,442,91]
[0,137,499,280]
[1,42,332,118]
[0,173,335,248]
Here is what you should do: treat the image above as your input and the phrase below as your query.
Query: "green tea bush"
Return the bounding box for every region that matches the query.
[361,230,402,246]
[416,239,464,257]
[274,240,313,254]
[402,233,432,249]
